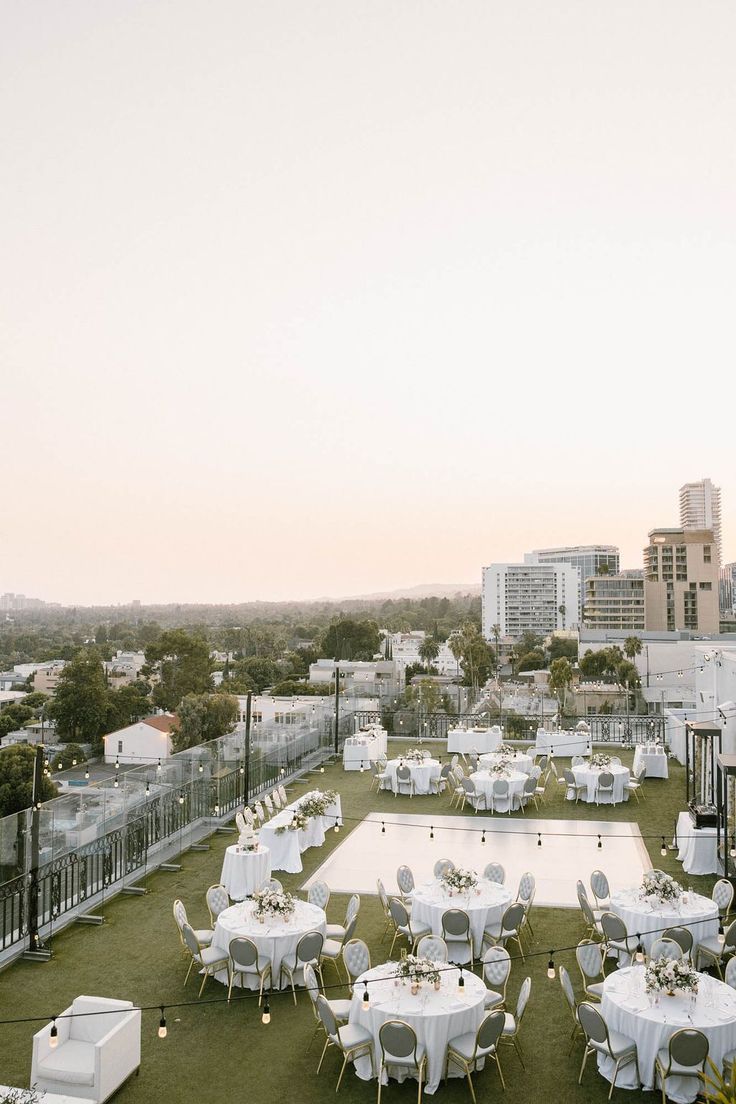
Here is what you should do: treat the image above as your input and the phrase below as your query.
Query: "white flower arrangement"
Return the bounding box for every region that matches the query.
[252,888,296,921]
[590,753,611,768]
[297,790,338,819]
[489,758,512,776]
[397,955,441,986]
[403,749,428,763]
[441,867,478,893]
[645,956,699,996]
[275,810,309,835]
[640,870,682,904]
[496,743,516,756]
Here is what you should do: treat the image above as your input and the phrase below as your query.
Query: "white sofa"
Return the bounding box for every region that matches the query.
[31,995,141,1103]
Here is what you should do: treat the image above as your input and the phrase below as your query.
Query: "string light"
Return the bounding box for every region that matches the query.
[381,822,385,834]
[145,781,150,796]
[660,838,667,857]
[115,758,119,770]
[429,826,434,840]
[537,833,542,848]
[157,759,162,773]
[547,954,555,979]
[198,763,204,773]
[49,1019,58,1048]
[113,777,119,788]
[362,982,370,1007]
[597,835,602,850]
[178,792,184,805]
[635,938,645,964]
[457,967,464,993]
[334,818,340,834]
[158,1007,167,1038]
[481,831,486,845]
[261,999,271,1025]
[84,766,90,780]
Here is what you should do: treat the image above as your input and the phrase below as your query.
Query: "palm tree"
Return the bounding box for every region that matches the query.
[623,636,642,661]
[549,658,573,718]
[418,638,440,670]
[558,604,567,630]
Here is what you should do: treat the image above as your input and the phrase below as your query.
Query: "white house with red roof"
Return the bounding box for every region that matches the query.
[103,713,177,765]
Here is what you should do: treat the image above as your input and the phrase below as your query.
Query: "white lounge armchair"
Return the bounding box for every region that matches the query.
[31,995,141,1103]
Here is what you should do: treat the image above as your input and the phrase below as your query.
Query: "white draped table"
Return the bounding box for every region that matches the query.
[384,758,441,795]
[633,745,669,779]
[570,763,630,804]
[609,888,719,954]
[447,726,502,754]
[479,751,533,775]
[410,878,513,962]
[675,811,719,875]
[219,845,271,900]
[535,729,591,757]
[350,961,487,1095]
[211,899,326,990]
[343,735,384,770]
[258,791,342,873]
[599,966,736,1102]
[470,769,527,812]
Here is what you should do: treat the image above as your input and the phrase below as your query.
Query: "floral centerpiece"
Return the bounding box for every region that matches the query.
[590,753,611,768]
[645,956,699,997]
[402,748,427,764]
[297,790,338,819]
[496,743,516,757]
[275,810,309,835]
[640,870,682,905]
[251,887,296,922]
[397,955,441,992]
[441,867,478,894]
[489,758,512,776]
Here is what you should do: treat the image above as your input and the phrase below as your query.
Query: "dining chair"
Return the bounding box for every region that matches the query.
[450,766,466,808]
[483,862,505,885]
[482,946,511,1010]
[590,870,610,912]
[205,884,230,927]
[559,965,583,1052]
[713,878,735,918]
[516,872,536,939]
[441,909,473,964]
[396,865,415,907]
[263,794,274,816]
[308,880,331,910]
[726,956,736,990]
[182,923,229,998]
[577,1001,639,1100]
[416,935,448,962]
[316,995,375,1093]
[481,902,525,960]
[433,859,455,878]
[462,776,483,812]
[326,893,360,939]
[571,755,585,767]
[271,789,282,810]
[661,926,693,959]
[490,778,510,815]
[321,915,359,981]
[517,774,538,812]
[649,937,684,962]
[395,764,415,797]
[654,1028,708,1103]
[599,912,638,965]
[278,784,288,804]
[695,916,736,976]
[304,962,350,1052]
[432,762,453,795]
[227,936,272,1004]
[371,761,390,792]
[564,769,586,803]
[280,930,325,1004]
[626,765,646,802]
[376,879,393,939]
[608,756,622,766]
[377,1020,427,1104]
[500,976,531,1068]
[342,938,371,990]
[388,898,431,956]
[595,771,615,806]
[445,1009,505,1101]
[576,940,605,1000]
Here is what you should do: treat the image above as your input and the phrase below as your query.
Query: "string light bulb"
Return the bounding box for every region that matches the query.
[660,838,667,857]
[429,826,434,840]
[158,1007,167,1038]
[635,939,645,964]
[334,818,340,833]
[320,766,325,774]
[597,835,602,850]
[115,758,119,770]
[547,954,555,980]
[178,792,184,805]
[481,831,486,845]
[261,999,271,1025]
[362,982,370,1007]
[537,833,542,848]
[381,821,385,834]
[157,759,162,773]
[113,777,119,788]
[84,766,90,780]
[49,1019,58,1048]
[719,922,726,946]
[145,781,150,796]
[457,968,465,994]
[730,838,736,860]
[198,762,204,773]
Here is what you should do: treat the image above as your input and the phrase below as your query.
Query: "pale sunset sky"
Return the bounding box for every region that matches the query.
[1,1,734,604]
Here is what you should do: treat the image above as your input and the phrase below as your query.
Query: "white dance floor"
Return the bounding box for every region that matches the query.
[302,813,651,908]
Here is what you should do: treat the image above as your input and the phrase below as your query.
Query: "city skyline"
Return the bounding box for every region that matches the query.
[2,1,734,605]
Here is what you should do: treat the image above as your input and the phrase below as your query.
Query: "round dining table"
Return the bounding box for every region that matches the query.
[598,965,736,1102]
[349,960,488,1095]
[219,844,271,900]
[609,887,719,955]
[469,769,527,812]
[571,763,630,804]
[211,899,326,990]
[384,758,441,795]
[410,878,513,962]
[479,751,534,775]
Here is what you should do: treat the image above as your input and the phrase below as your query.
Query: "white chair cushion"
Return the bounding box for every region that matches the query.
[586,982,605,998]
[200,945,228,967]
[697,936,722,955]
[484,989,503,1010]
[329,999,352,1021]
[337,1023,373,1049]
[325,924,346,939]
[37,1041,96,1086]
[322,939,343,958]
[194,928,214,945]
[448,1030,485,1060]
[502,1013,516,1034]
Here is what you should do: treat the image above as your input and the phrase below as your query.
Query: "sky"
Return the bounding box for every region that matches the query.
[1,1,734,605]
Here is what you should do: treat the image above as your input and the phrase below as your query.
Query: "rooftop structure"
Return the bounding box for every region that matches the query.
[644,527,719,633]
[679,477,722,563]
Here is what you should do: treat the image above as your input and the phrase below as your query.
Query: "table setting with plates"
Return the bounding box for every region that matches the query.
[259,789,342,873]
[349,958,488,1095]
[633,742,669,779]
[535,728,590,757]
[211,895,326,990]
[219,843,271,900]
[599,964,736,1102]
[384,755,441,795]
[570,756,630,804]
[479,748,533,774]
[447,725,502,754]
[609,872,719,955]
[410,871,513,961]
[469,767,527,812]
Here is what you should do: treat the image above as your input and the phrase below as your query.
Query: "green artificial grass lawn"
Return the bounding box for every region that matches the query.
[0,744,711,1104]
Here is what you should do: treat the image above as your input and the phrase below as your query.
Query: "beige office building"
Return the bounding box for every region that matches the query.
[644,528,719,632]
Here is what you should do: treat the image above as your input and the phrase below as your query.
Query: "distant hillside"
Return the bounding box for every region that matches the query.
[343,583,481,601]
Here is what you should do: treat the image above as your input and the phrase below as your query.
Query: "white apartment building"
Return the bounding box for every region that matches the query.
[308,658,398,698]
[384,631,464,679]
[679,478,722,564]
[482,562,579,639]
[526,545,620,610]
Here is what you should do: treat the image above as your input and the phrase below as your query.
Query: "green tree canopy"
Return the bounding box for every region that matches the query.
[318,618,381,661]
[51,743,87,771]
[447,624,495,688]
[106,682,152,731]
[418,639,440,668]
[145,630,213,711]
[231,657,280,693]
[50,648,109,743]
[0,703,35,739]
[517,650,547,672]
[0,745,58,817]
[548,636,578,662]
[548,657,574,711]
[623,636,643,660]
[171,693,239,752]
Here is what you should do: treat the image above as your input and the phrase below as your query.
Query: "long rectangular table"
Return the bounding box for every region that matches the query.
[447,725,502,753]
[675,809,718,875]
[535,728,591,757]
[343,734,385,770]
[258,790,342,873]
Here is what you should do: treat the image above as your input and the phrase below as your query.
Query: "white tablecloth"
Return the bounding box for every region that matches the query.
[479,751,534,775]
[570,763,629,804]
[343,735,384,770]
[609,888,719,954]
[599,966,736,1102]
[469,769,527,812]
[350,961,487,1094]
[220,845,271,900]
[535,729,591,756]
[385,758,441,795]
[258,790,342,873]
[447,726,502,754]
[410,879,513,961]
[675,811,719,875]
[212,899,326,990]
[633,745,669,779]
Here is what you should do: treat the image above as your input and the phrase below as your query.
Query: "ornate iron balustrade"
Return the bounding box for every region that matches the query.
[353,709,665,745]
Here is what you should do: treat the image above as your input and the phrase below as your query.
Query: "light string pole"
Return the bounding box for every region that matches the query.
[244,690,252,807]
[333,661,340,758]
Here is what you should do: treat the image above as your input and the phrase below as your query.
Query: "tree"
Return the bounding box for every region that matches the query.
[0,745,57,817]
[404,680,444,714]
[269,680,332,696]
[232,657,280,693]
[51,743,87,771]
[145,631,213,711]
[418,639,440,669]
[447,624,495,690]
[318,618,381,661]
[549,658,574,715]
[623,636,643,661]
[0,703,35,739]
[517,650,547,672]
[558,604,567,630]
[548,636,578,663]
[106,682,152,731]
[171,693,239,752]
[50,648,109,743]
[597,563,611,575]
